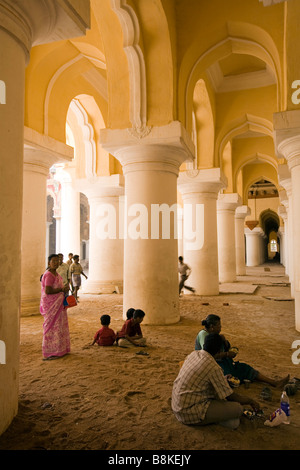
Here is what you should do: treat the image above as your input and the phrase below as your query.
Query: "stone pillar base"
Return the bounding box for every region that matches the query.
[83,280,123,295]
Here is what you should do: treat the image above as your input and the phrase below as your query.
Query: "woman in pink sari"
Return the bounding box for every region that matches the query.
[40,254,71,360]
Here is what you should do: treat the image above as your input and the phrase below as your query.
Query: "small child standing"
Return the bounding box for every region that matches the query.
[92,315,116,346]
[69,254,88,301]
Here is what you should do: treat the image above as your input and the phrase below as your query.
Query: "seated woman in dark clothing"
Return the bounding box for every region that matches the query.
[195,314,289,387]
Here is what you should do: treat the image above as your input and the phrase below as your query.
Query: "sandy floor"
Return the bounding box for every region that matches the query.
[1,263,300,451]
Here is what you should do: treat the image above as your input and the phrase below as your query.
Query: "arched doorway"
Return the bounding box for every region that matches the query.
[260,208,281,263]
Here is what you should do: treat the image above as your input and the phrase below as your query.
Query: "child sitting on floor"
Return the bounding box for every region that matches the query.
[126,307,135,320]
[116,309,146,348]
[91,315,116,347]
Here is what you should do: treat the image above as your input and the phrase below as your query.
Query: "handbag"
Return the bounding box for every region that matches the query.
[63,295,77,308]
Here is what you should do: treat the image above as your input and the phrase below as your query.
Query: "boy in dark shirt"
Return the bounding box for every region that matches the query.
[116,309,147,348]
[92,315,116,346]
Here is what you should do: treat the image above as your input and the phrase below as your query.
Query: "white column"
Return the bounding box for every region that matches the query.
[100,122,194,324]
[178,168,227,295]
[77,175,124,294]
[0,24,27,436]
[275,110,300,331]
[21,134,73,316]
[0,0,90,437]
[55,166,80,258]
[235,205,251,275]
[278,165,294,295]
[279,189,290,275]
[217,193,242,283]
[245,227,264,266]
[278,205,287,267]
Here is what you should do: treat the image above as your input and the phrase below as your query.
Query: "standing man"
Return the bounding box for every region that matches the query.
[178,256,195,295]
[57,253,71,292]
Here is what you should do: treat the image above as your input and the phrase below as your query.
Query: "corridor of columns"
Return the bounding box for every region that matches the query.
[1,0,300,447]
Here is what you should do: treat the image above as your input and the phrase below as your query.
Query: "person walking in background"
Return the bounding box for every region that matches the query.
[178,256,195,295]
[57,253,71,292]
[66,253,73,267]
[69,255,88,302]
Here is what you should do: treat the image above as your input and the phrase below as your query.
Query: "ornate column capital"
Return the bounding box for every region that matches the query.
[217,193,242,212]
[75,175,125,200]
[0,0,90,61]
[99,121,195,176]
[244,227,264,237]
[235,205,251,220]
[278,164,292,197]
[274,110,300,170]
[278,204,287,221]
[24,126,73,175]
[178,168,227,199]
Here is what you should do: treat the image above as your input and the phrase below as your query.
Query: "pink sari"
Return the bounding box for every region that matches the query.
[40,271,70,359]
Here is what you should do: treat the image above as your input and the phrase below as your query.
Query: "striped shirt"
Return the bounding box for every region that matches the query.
[172,350,233,424]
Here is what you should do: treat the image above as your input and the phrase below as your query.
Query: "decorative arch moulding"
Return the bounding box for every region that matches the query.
[110,0,147,132]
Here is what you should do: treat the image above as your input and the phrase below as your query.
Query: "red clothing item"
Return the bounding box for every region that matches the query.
[116,319,142,341]
[94,326,116,346]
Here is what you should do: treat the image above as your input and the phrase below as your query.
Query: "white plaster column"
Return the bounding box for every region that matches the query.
[278,165,294,294]
[277,205,287,267]
[100,122,194,324]
[178,168,227,295]
[279,189,290,275]
[217,193,242,283]
[0,0,90,437]
[245,227,264,266]
[235,205,251,276]
[77,175,125,294]
[274,111,300,330]
[21,130,73,316]
[55,166,80,257]
[0,23,27,436]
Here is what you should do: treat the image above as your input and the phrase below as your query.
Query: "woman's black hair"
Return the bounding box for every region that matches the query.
[48,253,59,264]
[133,309,145,319]
[126,308,135,319]
[201,314,220,328]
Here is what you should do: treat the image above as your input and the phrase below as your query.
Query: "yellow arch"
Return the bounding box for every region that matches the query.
[179,22,283,134]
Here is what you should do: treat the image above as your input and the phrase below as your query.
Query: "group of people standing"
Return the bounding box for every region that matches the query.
[56,252,88,302]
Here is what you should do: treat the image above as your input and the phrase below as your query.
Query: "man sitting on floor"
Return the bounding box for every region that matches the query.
[171,333,260,429]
